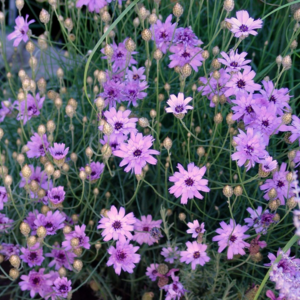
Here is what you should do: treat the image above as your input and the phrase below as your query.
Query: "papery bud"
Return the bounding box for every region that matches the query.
[197,146,205,157]
[9,255,20,268]
[16,0,24,10]
[201,50,209,60]
[223,0,234,12]
[214,113,223,124]
[26,41,35,54]
[65,105,75,118]
[268,188,277,199]
[9,268,19,280]
[73,260,83,272]
[163,137,172,150]
[154,49,163,60]
[138,117,149,128]
[133,17,140,27]
[181,63,192,77]
[282,55,292,70]
[212,46,220,56]
[233,185,242,196]
[22,164,32,179]
[64,18,74,32]
[104,44,114,58]
[223,185,233,197]
[40,9,50,24]
[294,9,300,22]
[85,147,93,158]
[178,213,186,221]
[37,226,47,238]
[141,29,152,41]
[173,3,184,18]
[282,113,292,125]
[149,13,157,25]
[4,175,12,186]
[269,199,280,211]
[125,38,136,52]
[101,144,112,159]
[58,267,67,277]
[20,222,31,236]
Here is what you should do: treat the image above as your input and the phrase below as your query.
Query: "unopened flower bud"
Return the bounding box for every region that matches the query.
[201,50,209,60]
[154,49,163,60]
[40,9,50,24]
[138,117,149,128]
[101,144,112,159]
[125,38,136,52]
[37,226,47,238]
[282,55,292,70]
[73,259,83,272]
[223,185,233,197]
[16,0,24,10]
[9,255,20,268]
[9,268,19,280]
[22,164,32,179]
[27,235,37,247]
[173,3,184,18]
[223,0,234,12]
[294,9,300,22]
[268,188,277,199]
[178,212,186,221]
[163,137,172,150]
[282,113,292,125]
[181,63,192,77]
[214,113,223,124]
[233,185,242,196]
[104,44,114,58]
[141,29,152,41]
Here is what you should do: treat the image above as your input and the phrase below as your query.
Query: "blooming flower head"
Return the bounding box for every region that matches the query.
[99,79,124,108]
[0,243,20,259]
[0,99,15,123]
[49,143,69,161]
[16,93,44,125]
[100,133,126,151]
[0,186,8,210]
[180,241,210,269]
[20,242,44,268]
[260,156,278,173]
[53,277,72,298]
[132,215,162,245]
[218,50,251,72]
[169,163,210,204]
[173,27,203,47]
[225,10,263,38]
[107,240,140,275]
[76,0,107,13]
[80,162,105,182]
[48,186,65,205]
[281,115,300,144]
[19,165,48,190]
[19,268,52,298]
[231,127,268,171]
[165,93,193,119]
[62,224,90,250]
[161,246,180,264]
[24,210,39,234]
[26,133,49,158]
[121,80,148,107]
[97,205,136,242]
[113,133,160,175]
[34,211,65,236]
[7,15,35,47]
[212,219,250,259]
[186,220,205,238]
[46,245,76,270]
[127,66,146,82]
[151,14,176,53]
[146,263,159,281]
[0,213,14,232]
[163,277,187,300]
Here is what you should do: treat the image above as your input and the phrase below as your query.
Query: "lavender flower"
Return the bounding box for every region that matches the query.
[0,213,13,232]
[53,277,72,298]
[49,143,69,161]
[80,162,105,182]
[121,80,148,107]
[48,186,65,205]
[34,211,65,236]
[163,276,187,300]
[26,133,49,158]
[0,186,8,210]
[62,224,90,250]
[46,246,76,270]
[20,242,44,267]
[76,0,107,13]
[161,247,180,264]
[260,156,278,173]
[173,27,203,47]
[218,50,251,72]
[0,243,20,259]
[165,93,193,119]
[281,115,300,144]
[146,263,159,281]
[127,66,146,82]
[186,220,205,238]
[99,79,124,108]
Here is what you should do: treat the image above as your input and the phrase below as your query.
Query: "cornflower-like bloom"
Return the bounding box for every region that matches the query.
[34,211,65,236]
[24,210,39,234]
[0,213,14,232]
[180,241,210,269]
[169,163,210,205]
[244,206,275,234]
[126,66,146,82]
[80,162,105,182]
[20,242,44,267]
[146,263,159,281]
[26,133,49,158]
[218,50,251,72]
[225,10,263,38]
[121,80,148,107]
[99,79,124,108]
[260,156,278,173]
[7,15,35,47]
[281,115,300,144]
[186,220,205,238]
[0,186,8,210]
[163,275,187,300]
[168,44,203,71]
[15,93,44,125]
[225,67,261,97]
[113,133,160,175]
[212,219,250,259]
[151,14,176,53]
[97,205,136,242]
[19,165,48,190]
[0,243,20,259]
[53,277,72,298]
[76,0,107,13]
[107,240,140,275]
[62,224,90,250]
[165,93,193,119]
[49,143,69,161]
[46,245,76,270]
[19,268,52,298]
[260,163,294,205]
[161,246,180,263]
[231,127,268,171]
[173,27,203,47]
[48,186,65,205]
[103,107,138,138]
[0,99,14,123]
[132,215,162,245]
[100,133,126,151]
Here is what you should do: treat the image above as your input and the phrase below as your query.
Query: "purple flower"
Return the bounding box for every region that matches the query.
[113,133,160,175]
[168,44,203,71]
[281,115,300,144]
[24,210,39,234]
[180,241,210,269]
[165,93,193,118]
[146,263,159,281]
[260,163,293,205]
[218,50,251,72]
[0,243,20,259]
[151,14,176,53]
[161,246,180,264]
[100,133,126,151]
[163,276,187,300]
[15,93,44,125]
[0,186,8,210]
[49,143,69,160]
[62,224,90,250]
[19,268,52,298]
[99,79,124,108]
[121,80,148,107]
[266,290,284,300]
[46,245,76,270]
[173,27,203,47]
[127,66,146,82]
[225,10,263,38]
[103,107,138,138]
[132,215,162,245]
[48,186,65,205]
[186,220,205,238]
[0,213,13,232]
[34,211,65,236]
[20,242,44,267]
[97,206,135,242]
[76,0,107,13]
[20,165,48,189]
[225,67,261,97]
[7,15,35,47]
[169,163,210,205]
[0,100,15,122]
[80,162,105,182]
[212,219,250,259]
[231,127,268,171]
[107,240,140,275]
[260,156,278,173]
[26,133,49,158]
[53,277,72,298]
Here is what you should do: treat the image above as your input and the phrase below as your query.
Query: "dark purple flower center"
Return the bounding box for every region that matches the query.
[185,177,194,186]
[59,284,68,293]
[237,80,246,89]
[29,252,37,261]
[239,24,249,32]
[269,95,276,103]
[111,143,118,150]
[173,284,178,291]
[55,151,64,156]
[116,250,127,261]
[57,253,66,261]
[261,213,274,225]
[181,51,191,59]
[132,74,139,80]
[193,251,200,259]
[39,144,46,155]
[143,226,149,232]
[45,222,53,229]
[152,270,158,275]
[21,29,25,35]
[27,105,38,115]
[53,195,61,200]
[32,277,40,285]
[114,122,123,130]
[230,235,237,242]
[230,62,238,67]
[245,105,253,114]
[262,120,269,127]
[129,90,137,98]
[175,105,184,113]
[133,149,142,157]
[112,221,122,230]
[91,171,96,176]
[245,144,254,154]
[116,51,124,58]
[108,89,116,97]
[160,31,168,39]
[195,226,202,233]
[277,181,284,188]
